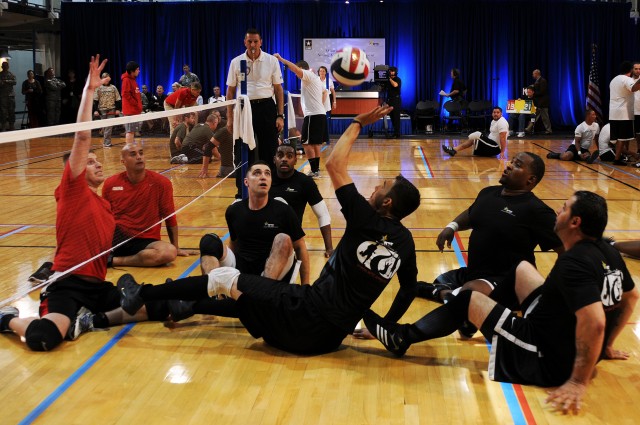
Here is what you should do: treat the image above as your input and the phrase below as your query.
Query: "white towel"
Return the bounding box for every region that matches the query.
[287,91,296,130]
[233,94,256,150]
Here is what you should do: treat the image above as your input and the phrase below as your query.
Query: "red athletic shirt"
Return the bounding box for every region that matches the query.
[52,164,115,280]
[102,170,178,240]
[165,87,198,108]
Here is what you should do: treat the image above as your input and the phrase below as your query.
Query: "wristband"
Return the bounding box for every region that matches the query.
[351,119,363,128]
[446,221,459,232]
[276,114,284,119]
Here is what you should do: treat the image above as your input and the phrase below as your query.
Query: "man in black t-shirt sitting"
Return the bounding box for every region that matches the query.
[270,141,334,257]
[117,105,422,355]
[417,151,562,305]
[364,191,638,415]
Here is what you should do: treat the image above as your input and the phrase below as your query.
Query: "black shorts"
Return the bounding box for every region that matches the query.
[565,144,589,160]
[39,275,120,320]
[113,237,158,257]
[609,120,635,141]
[600,150,615,162]
[479,286,569,387]
[473,135,501,157]
[301,114,327,145]
[236,274,348,354]
[635,115,640,135]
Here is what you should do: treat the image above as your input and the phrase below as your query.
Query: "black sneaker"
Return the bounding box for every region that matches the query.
[442,145,457,157]
[0,306,19,332]
[546,152,560,159]
[168,300,196,322]
[117,274,145,315]
[613,159,627,166]
[586,150,599,164]
[363,311,410,357]
[29,262,53,283]
[415,281,452,303]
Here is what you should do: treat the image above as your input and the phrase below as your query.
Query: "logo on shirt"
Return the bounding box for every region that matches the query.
[112,186,124,191]
[356,236,401,280]
[601,264,623,308]
[263,221,278,230]
[500,207,515,216]
[285,187,297,193]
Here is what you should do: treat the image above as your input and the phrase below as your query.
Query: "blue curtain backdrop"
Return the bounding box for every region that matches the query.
[60,0,639,129]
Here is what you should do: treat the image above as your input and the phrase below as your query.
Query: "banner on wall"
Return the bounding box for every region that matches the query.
[302,38,386,85]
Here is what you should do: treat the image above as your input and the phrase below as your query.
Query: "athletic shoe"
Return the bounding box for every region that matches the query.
[67,306,94,341]
[508,131,514,137]
[168,300,196,322]
[612,159,627,166]
[458,320,478,339]
[516,132,525,138]
[118,273,145,315]
[103,141,112,148]
[546,152,560,159]
[363,310,410,357]
[634,162,640,168]
[0,306,19,333]
[586,150,599,164]
[170,154,188,164]
[306,170,320,178]
[29,261,53,284]
[415,280,452,304]
[442,145,457,157]
[544,130,553,135]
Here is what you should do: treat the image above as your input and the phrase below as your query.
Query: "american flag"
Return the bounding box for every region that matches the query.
[586,44,603,123]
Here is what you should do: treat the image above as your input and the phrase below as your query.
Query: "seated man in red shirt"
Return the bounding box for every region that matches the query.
[103,141,197,267]
[0,56,171,351]
[163,82,202,136]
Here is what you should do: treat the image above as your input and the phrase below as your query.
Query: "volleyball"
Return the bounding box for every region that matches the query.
[330,47,370,86]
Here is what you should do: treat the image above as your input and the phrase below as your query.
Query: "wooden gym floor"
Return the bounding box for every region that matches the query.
[0,132,639,424]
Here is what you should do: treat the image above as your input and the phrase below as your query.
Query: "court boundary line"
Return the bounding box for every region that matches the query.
[452,234,535,425]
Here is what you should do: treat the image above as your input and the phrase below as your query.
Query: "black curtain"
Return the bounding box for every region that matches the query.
[61,0,638,129]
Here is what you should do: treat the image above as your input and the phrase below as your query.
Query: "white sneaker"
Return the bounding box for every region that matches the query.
[170,154,188,164]
[508,131,514,137]
[517,132,525,138]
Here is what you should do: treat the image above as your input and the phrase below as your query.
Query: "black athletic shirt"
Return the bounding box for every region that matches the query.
[307,183,417,332]
[466,186,561,281]
[527,239,635,379]
[270,171,323,223]
[225,197,305,274]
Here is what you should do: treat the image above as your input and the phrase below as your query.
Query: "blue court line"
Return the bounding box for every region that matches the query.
[297,145,329,170]
[0,225,30,240]
[416,146,433,178]
[450,238,527,424]
[18,324,136,425]
[19,234,230,424]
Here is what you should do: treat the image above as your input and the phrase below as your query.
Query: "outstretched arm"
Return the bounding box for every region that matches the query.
[273,54,303,79]
[68,55,109,179]
[326,106,393,190]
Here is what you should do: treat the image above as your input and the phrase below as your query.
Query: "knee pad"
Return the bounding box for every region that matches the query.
[25,318,64,352]
[200,233,224,259]
[444,289,473,318]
